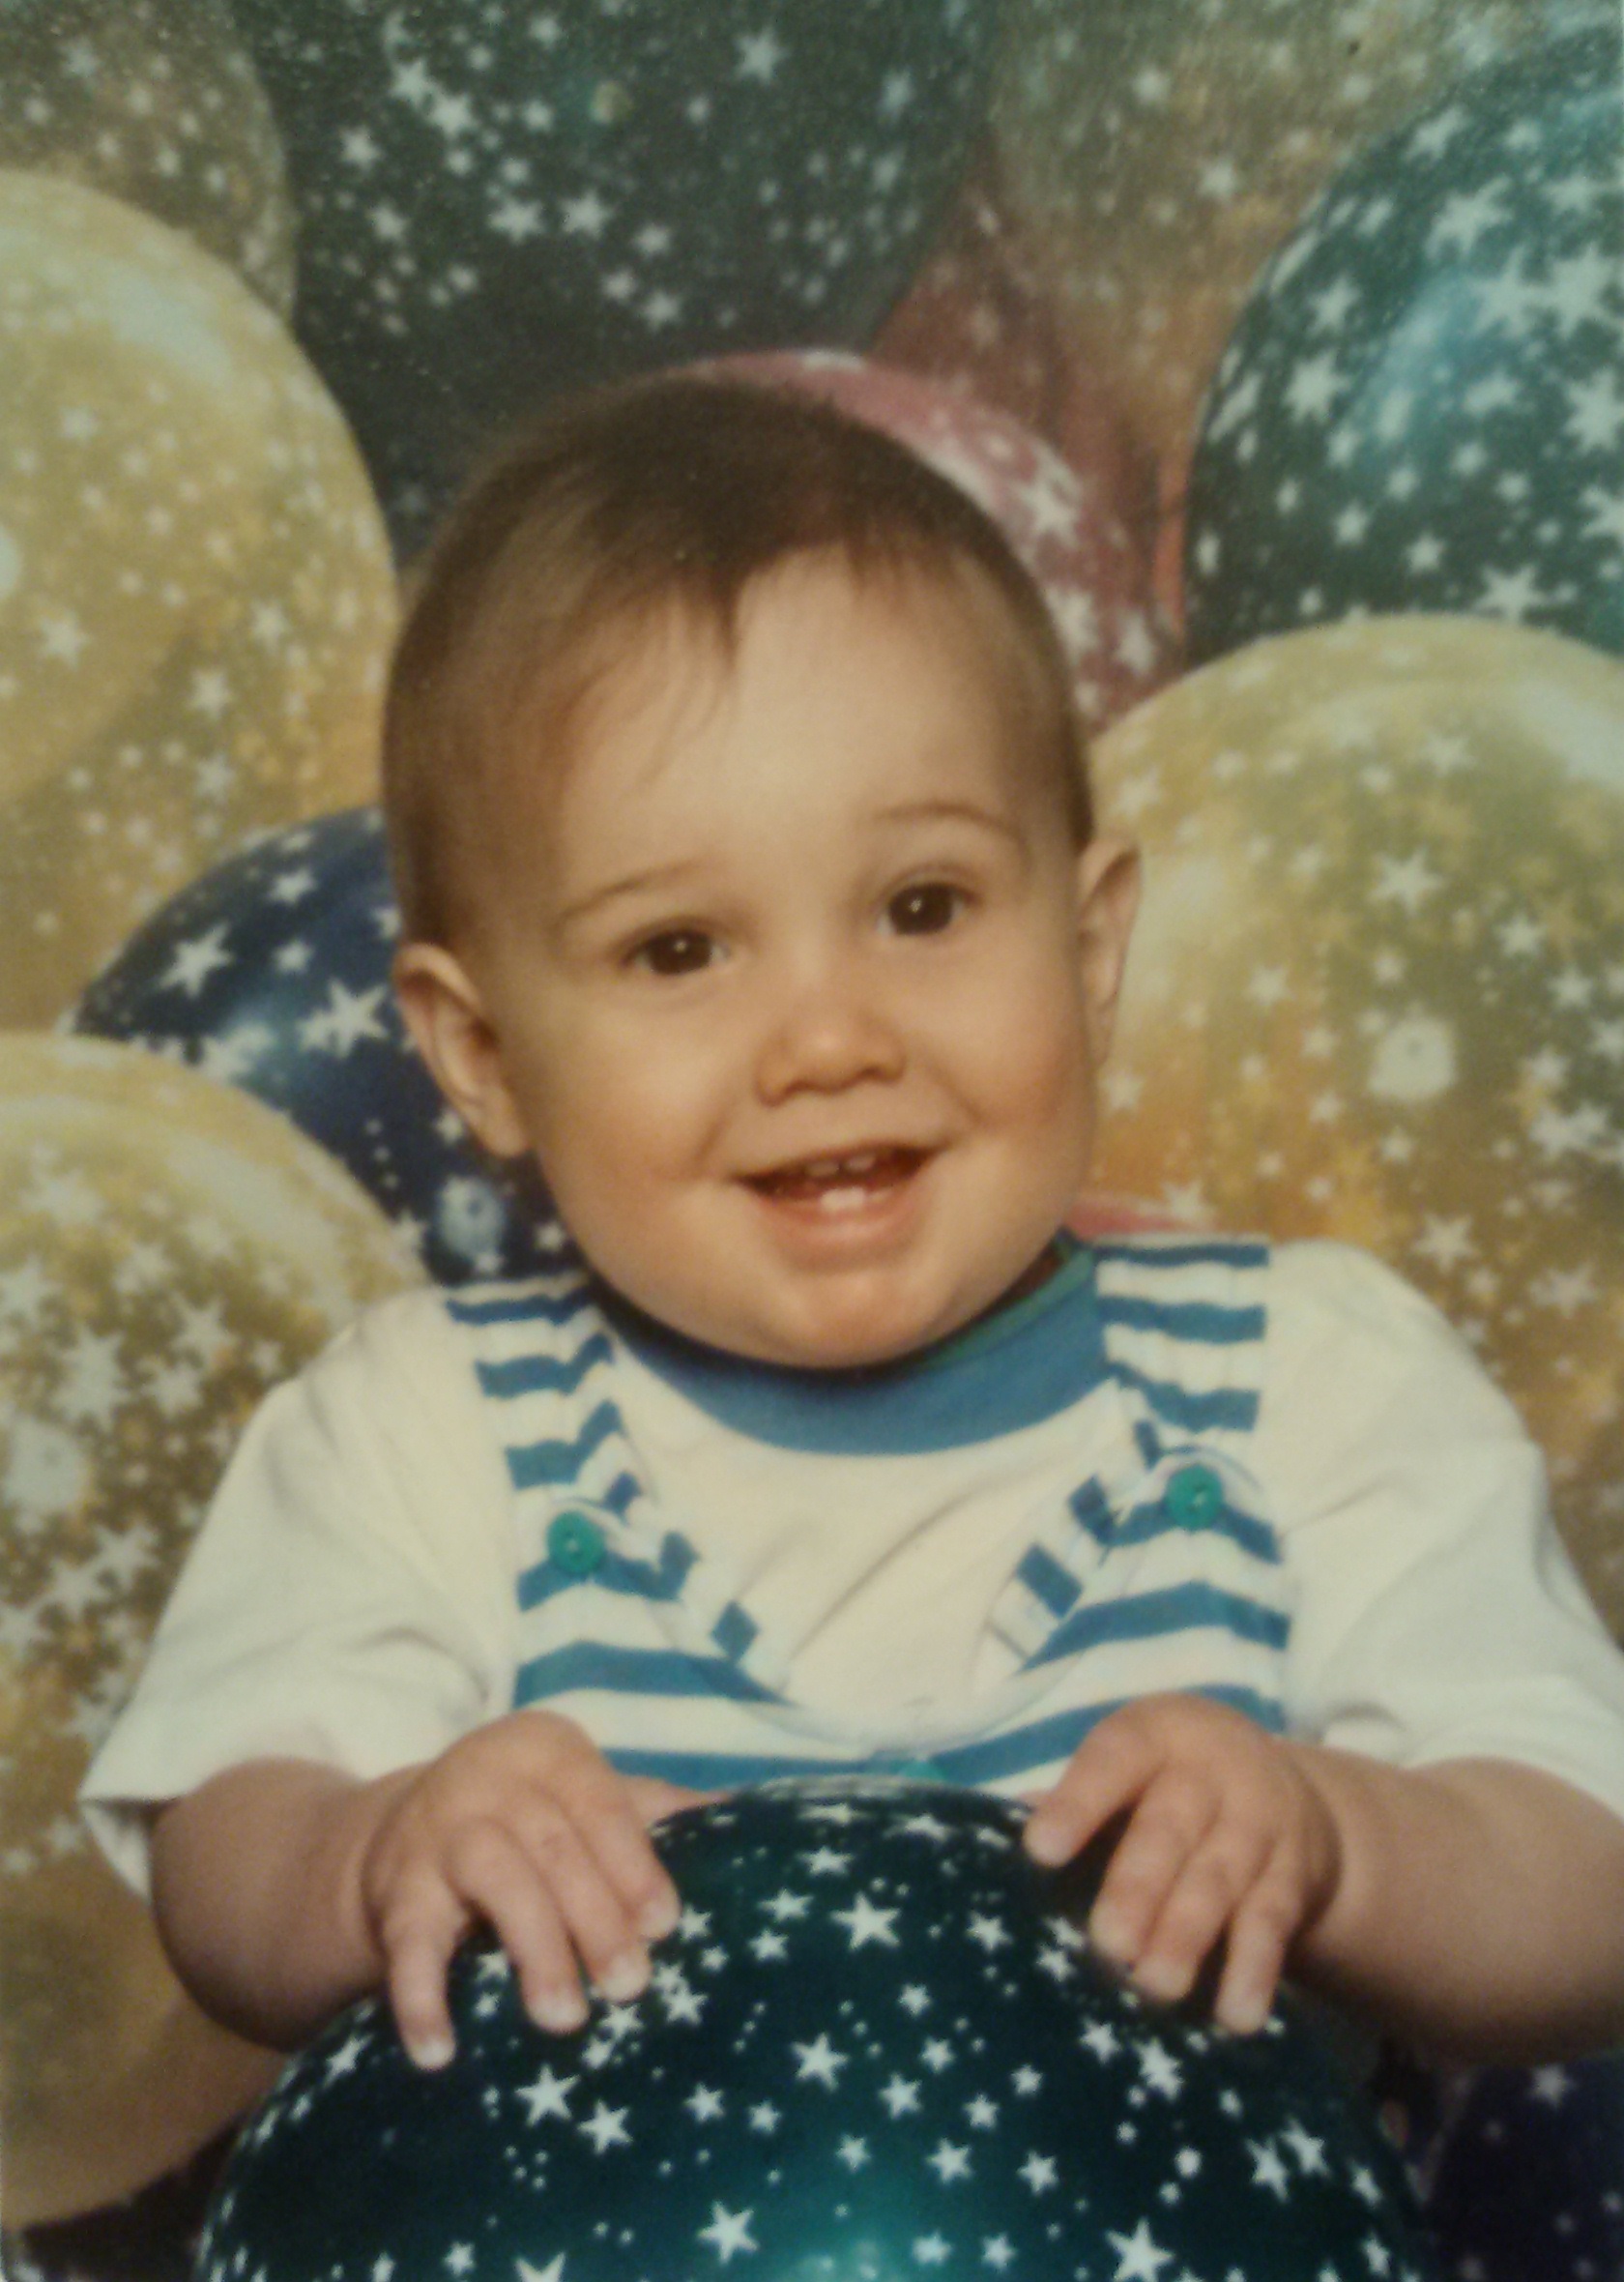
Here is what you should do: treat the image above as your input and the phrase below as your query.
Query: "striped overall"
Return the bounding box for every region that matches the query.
[446,1237,1292,1796]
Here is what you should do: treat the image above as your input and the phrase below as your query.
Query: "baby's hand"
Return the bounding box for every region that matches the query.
[355,1710,701,2068]
[1023,1695,1341,2034]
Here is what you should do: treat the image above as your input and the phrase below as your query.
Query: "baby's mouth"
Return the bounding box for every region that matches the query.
[743,1145,930,1214]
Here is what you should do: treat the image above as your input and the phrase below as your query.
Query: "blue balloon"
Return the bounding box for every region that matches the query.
[72,808,560,1286]
[227,0,1003,553]
[1184,27,1624,665]
[199,1781,1437,2282]
[1422,2053,1624,2281]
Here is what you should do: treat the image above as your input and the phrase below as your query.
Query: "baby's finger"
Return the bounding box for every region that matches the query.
[547,1764,683,1946]
[1025,1711,1167,1866]
[381,1880,474,2071]
[1086,1770,1220,1972]
[628,1775,715,1828]
[459,1829,599,2035]
[509,1796,656,2004]
[1212,1845,1303,2035]
[1128,1820,1271,2007]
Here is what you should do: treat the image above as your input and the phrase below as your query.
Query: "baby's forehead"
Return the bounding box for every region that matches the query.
[473,548,1088,910]
[523,551,1050,786]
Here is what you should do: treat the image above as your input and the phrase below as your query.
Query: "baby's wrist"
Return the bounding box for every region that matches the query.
[1279,1739,1350,1941]
[318,1763,424,1984]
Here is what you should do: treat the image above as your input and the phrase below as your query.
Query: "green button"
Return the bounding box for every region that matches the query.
[547,1508,606,1576]
[884,1759,944,1782]
[1164,1463,1225,1528]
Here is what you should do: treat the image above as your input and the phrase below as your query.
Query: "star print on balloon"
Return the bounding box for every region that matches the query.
[200,1780,1436,2282]
[1090,615,1624,1637]
[73,809,560,1287]
[873,155,1162,583]
[0,169,395,1028]
[0,1034,416,2227]
[1184,26,1624,665]
[715,352,1172,733]
[991,0,1614,492]
[0,0,294,311]
[1421,2053,1624,2282]
[228,0,1002,553]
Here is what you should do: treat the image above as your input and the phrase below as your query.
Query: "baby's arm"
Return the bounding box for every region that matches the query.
[1025,1694,1624,2061]
[150,1711,696,2070]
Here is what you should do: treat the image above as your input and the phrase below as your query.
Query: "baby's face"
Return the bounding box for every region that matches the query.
[411,556,1137,1367]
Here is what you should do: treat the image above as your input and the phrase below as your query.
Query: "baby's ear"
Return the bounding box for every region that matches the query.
[392,941,532,1159]
[1074,835,1141,1057]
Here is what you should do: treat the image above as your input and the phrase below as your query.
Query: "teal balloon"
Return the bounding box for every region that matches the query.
[1184,28,1624,665]
[227,0,1002,554]
[198,1781,1436,2282]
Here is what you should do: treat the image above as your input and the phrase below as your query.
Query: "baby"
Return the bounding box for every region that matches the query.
[84,376,1624,2083]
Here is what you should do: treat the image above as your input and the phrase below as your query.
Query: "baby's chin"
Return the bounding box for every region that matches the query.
[661,1271,1050,1375]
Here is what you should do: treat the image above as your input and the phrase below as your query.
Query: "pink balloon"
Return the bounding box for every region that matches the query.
[716,346,1174,737]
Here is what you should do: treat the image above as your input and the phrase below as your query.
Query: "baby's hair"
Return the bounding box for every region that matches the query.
[383,371,1092,946]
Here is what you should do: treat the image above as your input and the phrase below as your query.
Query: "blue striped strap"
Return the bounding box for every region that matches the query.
[1094,1240,1269,1273]
[1096,1294,1266,1346]
[447,1284,593,1329]
[1015,1543,1084,1623]
[1110,1363,1261,1437]
[506,1398,620,1491]
[1109,1494,1281,1564]
[1029,1580,1289,1670]
[475,1331,614,1400]
[596,1683,1286,1795]
[517,1526,697,1611]
[514,1641,784,1709]
[923,1684,1287,1787]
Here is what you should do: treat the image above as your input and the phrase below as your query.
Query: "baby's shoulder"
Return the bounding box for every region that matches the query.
[1255,1238,1525,1455]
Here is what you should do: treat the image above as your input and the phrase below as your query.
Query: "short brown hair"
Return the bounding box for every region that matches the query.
[382,372,1092,945]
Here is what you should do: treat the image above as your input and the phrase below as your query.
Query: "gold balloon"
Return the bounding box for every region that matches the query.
[0,0,294,312]
[0,171,396,1028]
[1092,617,1624,1636]
[0,1034,422,2224]
[992,0,1605,482]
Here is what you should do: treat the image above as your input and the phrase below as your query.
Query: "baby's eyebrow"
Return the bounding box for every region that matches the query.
[871,798,1026,844]
[555,859,708,929]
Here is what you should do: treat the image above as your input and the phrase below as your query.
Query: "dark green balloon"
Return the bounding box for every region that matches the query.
[226,0,1002,553]
[198,1780,1436,2282]
[1184,28,1624,666]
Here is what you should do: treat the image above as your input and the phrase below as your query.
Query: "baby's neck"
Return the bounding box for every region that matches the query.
[591,1231,1077,1385]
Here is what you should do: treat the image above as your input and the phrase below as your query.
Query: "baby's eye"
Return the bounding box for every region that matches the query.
[884,881,966,936]
[629,927,719,977]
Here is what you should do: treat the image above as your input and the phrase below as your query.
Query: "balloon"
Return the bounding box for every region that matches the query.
[73,809,562,1287]
[228,0,1002,553]
[0,170,395,1029]
[874,152,1165,584]
[1090,616,1624,1636]
[200,1779,1436,2282]
[992,0,1614,489]
[1185,27,1624,665]
[0,1035,420,2224]
[0,0,294,312]
[1422,2051,1624,2280]
[716,351,1174,734]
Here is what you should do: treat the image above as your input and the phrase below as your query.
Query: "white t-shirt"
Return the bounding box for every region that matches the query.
[81,1240,1624,1892]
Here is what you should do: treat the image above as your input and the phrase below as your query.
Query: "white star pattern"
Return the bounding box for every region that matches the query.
[197,1786,1434,2280]
[793,2035,848,2089]
[1184,30,1624,676]
[698,2204,757,2264]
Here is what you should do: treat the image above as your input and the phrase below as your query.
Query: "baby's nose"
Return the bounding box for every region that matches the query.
[754,975,906,1101]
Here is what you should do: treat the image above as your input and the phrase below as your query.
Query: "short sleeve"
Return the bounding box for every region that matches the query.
[79,1289,517,1893]
[1259,1243,1624,1825]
